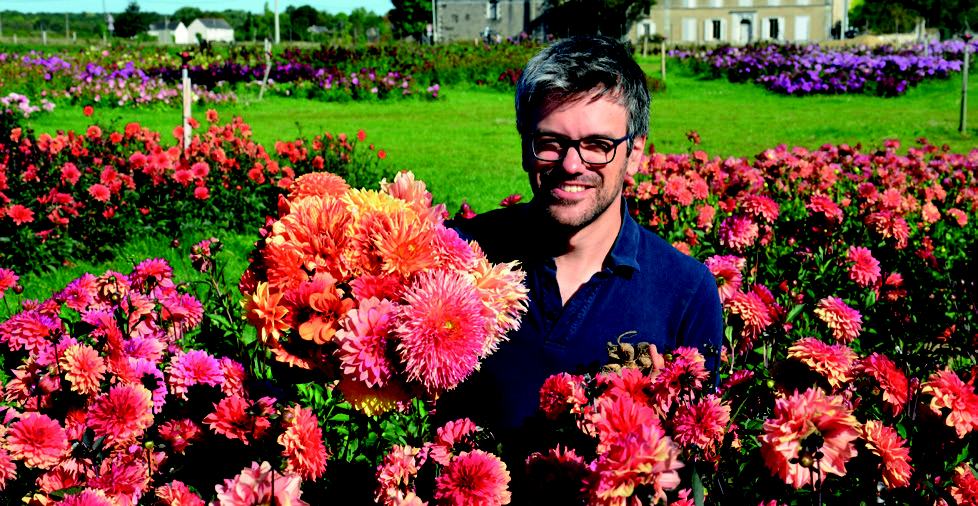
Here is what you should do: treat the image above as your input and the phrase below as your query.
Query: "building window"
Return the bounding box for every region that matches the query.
[795,15,810,40]
[710,0,722,7]
[465,13,470,20]
[712,20,722,39]
[487,0,499,20]
[682,17,697,42]
[738,0,751,6]
[452,14,458,23]
[768,18,779,39]
[684,0,697,7]
[769,0,780,5]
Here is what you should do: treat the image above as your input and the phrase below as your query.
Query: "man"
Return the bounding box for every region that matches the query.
[438,34,723,465]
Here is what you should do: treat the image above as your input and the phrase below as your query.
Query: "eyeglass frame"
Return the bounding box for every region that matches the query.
[525,132,634,166]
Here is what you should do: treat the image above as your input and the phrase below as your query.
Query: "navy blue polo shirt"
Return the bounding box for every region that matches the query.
[437,199,724,437]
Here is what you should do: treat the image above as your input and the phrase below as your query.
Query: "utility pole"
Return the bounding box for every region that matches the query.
[274,0,280,43]
[432,0,437,44]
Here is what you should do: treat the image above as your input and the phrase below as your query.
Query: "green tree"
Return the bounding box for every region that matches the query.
[389,0,431,40]
[544,0,655,39]
[114,1,154,38]
[171,6,203,26]
[289,5,321,40]
[851,0,978,38]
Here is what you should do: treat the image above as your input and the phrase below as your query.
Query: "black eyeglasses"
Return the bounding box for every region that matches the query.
[527,133,632,165]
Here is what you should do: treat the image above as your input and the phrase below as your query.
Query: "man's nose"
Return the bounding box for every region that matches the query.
[559,146,587,174]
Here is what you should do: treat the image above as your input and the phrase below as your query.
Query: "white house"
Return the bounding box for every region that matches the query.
[147,21,190,44]
[187,18,235,43]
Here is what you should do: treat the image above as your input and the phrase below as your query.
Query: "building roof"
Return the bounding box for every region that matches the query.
[148,21,183,31]
[195,18,233,30]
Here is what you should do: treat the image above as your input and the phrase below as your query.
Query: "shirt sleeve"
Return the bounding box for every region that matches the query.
[678,266,725,388]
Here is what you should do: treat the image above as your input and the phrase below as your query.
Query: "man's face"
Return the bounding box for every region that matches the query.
[523,92,647,230]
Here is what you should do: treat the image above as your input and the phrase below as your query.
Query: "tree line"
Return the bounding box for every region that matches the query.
[1,3,390,43]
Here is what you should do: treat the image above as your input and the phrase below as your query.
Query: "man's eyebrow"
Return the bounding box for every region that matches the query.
[533,130,620,139]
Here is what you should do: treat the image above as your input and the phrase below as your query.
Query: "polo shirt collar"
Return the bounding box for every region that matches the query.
[606,198,642,274]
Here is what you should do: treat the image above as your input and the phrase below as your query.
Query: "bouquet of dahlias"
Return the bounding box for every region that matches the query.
[240,170,528,415]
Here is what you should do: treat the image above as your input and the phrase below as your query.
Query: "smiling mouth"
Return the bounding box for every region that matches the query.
[558,183,589,194]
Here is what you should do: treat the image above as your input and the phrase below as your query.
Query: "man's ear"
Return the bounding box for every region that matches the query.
[626,135,648,177]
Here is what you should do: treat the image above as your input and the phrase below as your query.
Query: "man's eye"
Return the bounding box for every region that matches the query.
[536,138,564,151]
[581,140,614,152]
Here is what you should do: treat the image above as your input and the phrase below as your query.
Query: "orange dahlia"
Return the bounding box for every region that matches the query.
[853,353,908,416]
[860,420,912,489]
[920,368,978,438]
[288,172,351,199]
[813,297,862,344]
[759,388,859,489]
[60,343,106,396]
[278,404,328,481]
[584,421,683,506]
[241,282,290,346]
[787,337,857,390]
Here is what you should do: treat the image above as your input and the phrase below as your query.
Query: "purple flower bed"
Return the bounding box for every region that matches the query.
[670,40,976,96]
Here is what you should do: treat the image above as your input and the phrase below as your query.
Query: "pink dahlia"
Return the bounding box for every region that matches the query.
[88,183,111,202]
[696,204,716,231]
[853,353,909,416]
[87,384,154,445]
[860,420,913,489]
[590,394,661,456]
[950,463,978,506]
[60,489,116,506]
[158,419,202,453]
[726,290,773,347]
[278,404,328,481]
[220,357,248,397]
[921,201,941,224]
[718,215,759,252]
[759,388,859,489]
[166,349,225,400]
[920,368,978,438]
[6,412,68,469]
[156,480,205,506]
[813,297,863,344]
[584,422,683,506]
[947,208,968,227]
[672,394,731,460]
[203,396,275,445]
[845,246,881,287]
[334,297,396,388]
[703,255,744,303]
[740,195,780,223]
[428,417,480,466]
[375,445,425,506]
[787,337,857,390]
[648,347,710,416]
[0,268,18,299]
[806,194,844,223]
[0,310,60,354]
[214,461,307,506]
[433,449,511,506]
[395,269,489,395]
[131,257,174,293]
[0,448,15,490]
[539,372,588,420]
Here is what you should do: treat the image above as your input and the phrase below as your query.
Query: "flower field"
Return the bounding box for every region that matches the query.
[1,40,542,110]
[2,39,978,506]
[671,39,976,96]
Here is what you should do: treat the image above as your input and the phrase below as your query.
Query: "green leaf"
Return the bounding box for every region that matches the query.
[786,303,806,322]
[692,465,705,506]
[955,443,970,465]
[208,312,231,327]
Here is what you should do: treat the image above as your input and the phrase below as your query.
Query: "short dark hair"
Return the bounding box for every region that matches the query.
[515,35,651,142]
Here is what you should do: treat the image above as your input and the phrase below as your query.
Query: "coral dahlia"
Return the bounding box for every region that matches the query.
[813,297,862,344]
[845,246,881,288]
[5,412,69,469]
[860,420,913,489]
[759,388,859,489]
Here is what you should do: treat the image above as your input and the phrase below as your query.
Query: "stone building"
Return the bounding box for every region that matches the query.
[629,0,845,45]
[435,0,548,42]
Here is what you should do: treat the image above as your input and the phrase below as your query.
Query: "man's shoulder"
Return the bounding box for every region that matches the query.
[630,220,712,283]
[448,204,528,262]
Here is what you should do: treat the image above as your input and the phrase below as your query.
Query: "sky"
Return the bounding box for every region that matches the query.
[18,0,396,16]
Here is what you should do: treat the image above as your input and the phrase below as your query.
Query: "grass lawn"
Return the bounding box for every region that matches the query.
[16,53,977,302]
[26,54,978,215]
